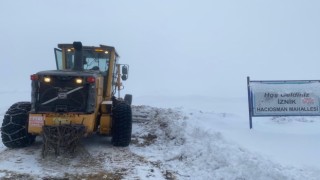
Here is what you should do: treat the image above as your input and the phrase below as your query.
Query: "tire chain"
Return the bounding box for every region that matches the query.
[42,124,85,157]
[1,102,31,145]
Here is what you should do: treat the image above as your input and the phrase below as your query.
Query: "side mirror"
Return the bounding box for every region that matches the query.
[122,65,128,75]
[121,65,129,81]
[121,74,128,81]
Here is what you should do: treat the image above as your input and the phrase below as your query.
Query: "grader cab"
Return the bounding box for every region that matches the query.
[1,42,132,155]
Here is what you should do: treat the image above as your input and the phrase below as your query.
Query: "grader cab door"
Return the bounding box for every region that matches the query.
[54,48,63,70]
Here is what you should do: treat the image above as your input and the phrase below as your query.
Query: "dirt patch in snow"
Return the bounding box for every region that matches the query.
[131,133,158,147]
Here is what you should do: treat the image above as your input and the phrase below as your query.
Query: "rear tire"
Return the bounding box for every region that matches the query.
[1,102,36,148]
[124,94,132,106]
[112,102,132,147]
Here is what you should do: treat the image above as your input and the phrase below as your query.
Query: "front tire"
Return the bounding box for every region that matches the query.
[1,102,36,148]
[112,102,132,147]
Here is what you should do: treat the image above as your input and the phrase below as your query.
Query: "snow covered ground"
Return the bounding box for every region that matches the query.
[0,91,320,179]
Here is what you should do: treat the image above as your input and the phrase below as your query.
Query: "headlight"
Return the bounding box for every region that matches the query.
[44,77,51,83]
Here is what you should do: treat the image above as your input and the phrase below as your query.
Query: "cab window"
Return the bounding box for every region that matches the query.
[56,49,110,72]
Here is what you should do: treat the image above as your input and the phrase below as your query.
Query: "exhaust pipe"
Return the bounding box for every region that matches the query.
[73,41,83,71]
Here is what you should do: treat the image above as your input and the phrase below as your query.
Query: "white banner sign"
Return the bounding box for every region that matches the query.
[250,81,320,116]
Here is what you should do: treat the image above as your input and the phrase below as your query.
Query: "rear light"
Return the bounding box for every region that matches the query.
[30,74,38,81]
[86,76,95,83]
[75,78,83,84]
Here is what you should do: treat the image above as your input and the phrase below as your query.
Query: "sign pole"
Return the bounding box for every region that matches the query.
[247,76,253,129]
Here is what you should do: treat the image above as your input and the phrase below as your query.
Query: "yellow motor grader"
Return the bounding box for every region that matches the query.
[1,42,132,155]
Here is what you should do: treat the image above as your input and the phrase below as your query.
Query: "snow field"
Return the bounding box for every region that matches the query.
[131,106,320,180]
[0,93,320,179]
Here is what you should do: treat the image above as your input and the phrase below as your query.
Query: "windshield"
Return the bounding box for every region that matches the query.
[55,48,110,72]
[66,50,109,72]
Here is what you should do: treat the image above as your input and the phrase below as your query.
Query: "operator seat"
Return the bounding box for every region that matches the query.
[91,66,100,71]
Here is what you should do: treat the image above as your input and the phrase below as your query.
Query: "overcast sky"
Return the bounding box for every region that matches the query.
[1,0,319,98]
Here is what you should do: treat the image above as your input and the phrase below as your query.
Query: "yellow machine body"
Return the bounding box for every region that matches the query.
[27,44,122,136]
[0,41,132,151]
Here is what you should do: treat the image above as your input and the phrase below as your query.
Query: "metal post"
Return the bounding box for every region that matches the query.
[247,76,253,129]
